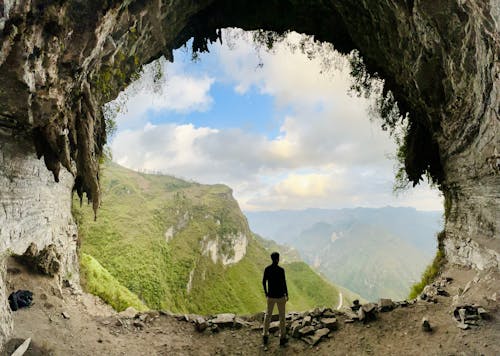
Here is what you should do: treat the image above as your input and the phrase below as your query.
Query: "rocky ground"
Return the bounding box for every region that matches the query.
[1,258,500,356]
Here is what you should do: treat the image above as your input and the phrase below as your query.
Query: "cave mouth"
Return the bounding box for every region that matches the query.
[0,0,498,342]
[76,28,445,308]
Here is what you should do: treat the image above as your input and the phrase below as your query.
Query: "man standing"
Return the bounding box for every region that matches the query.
[262,252,289,346]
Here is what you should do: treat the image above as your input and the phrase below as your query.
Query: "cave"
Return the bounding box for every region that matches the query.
[0,0,498,348]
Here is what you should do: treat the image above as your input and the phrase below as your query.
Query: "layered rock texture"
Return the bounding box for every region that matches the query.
[0,134,79,346]
[0,0,498,348]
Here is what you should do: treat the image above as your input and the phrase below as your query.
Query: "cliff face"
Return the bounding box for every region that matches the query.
[0,134,79,346]
[0,0,498,347]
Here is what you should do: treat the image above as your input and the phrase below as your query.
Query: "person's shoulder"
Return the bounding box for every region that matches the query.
[264,264,273,271]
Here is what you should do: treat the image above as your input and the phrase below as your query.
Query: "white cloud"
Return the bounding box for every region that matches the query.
[108,65,214,129]
[110,30,443,212]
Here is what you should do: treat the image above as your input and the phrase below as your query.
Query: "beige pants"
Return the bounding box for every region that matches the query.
[263,297,286,338]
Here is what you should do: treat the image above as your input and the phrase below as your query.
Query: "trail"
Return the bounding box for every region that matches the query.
[337,292,343,310]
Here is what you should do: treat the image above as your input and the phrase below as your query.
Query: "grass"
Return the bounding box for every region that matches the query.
[408,231,446,299]
[80,253,148,311]
[74,162,353,314]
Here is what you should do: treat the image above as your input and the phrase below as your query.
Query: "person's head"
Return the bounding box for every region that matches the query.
[271,252,280,264]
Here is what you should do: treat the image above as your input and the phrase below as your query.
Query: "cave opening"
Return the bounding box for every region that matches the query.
[1,0,498,349]
[72,28,444,312]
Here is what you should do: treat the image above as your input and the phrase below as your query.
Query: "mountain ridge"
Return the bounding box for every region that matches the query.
[73,162,357,314]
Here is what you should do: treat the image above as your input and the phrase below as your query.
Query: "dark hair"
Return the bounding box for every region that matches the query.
[271,252,280,261]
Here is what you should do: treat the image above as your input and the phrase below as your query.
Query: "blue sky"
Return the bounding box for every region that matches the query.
[109,30,443,212]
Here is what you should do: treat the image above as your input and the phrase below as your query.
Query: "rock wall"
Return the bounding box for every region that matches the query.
[0,133,79,346]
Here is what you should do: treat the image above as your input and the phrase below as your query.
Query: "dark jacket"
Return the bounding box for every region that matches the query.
[262,264,288,298]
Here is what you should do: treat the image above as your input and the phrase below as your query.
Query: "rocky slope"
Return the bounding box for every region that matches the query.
[73,162,352,314]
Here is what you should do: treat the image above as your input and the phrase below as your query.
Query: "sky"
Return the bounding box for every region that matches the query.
[108,29,443,212]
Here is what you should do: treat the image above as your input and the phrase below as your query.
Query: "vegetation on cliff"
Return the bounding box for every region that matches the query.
[73,162,353,313]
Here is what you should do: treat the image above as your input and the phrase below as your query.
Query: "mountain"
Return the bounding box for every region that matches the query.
[73,162,355,314]
[245,208,443,301]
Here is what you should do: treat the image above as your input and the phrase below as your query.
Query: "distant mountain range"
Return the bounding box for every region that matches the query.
[73,162,359,314]
[245,207,443,301]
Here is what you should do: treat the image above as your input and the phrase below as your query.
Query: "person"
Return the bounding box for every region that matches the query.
[262,252,289,346]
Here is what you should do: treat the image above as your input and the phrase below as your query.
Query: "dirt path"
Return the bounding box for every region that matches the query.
[2,259,500,355]
[337,292,343,310]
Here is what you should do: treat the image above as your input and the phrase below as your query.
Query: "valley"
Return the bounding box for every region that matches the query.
[246,208,443,301]
[73,163,358,314]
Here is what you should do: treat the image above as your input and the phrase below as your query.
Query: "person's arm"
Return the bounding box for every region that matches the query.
[283,269,289,301]
[262,268,268,297]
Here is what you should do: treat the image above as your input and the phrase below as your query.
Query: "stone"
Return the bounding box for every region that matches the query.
[194,317,208,332]
[421,317,432,332]
[119,307,138,319]
[268,321,280,333]
[133,321,145,328]
[322,309,336,317]
[302,315,312,326]
[304,328,330,345]
[61,312,70,319]
[320,318,337,330]
[291,321,302,338]
[351,300,361,312]
[477,307,489,319]
[11,337,31,356]
[379,299,394,312]
[298,325,315,336]
[247,312,265,322]
[234,317,250,329]
[361,303,377,314]
[211,313,235,326]
[457,322,469,330]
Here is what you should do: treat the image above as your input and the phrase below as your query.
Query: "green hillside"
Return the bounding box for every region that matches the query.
[73,162,349,314]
